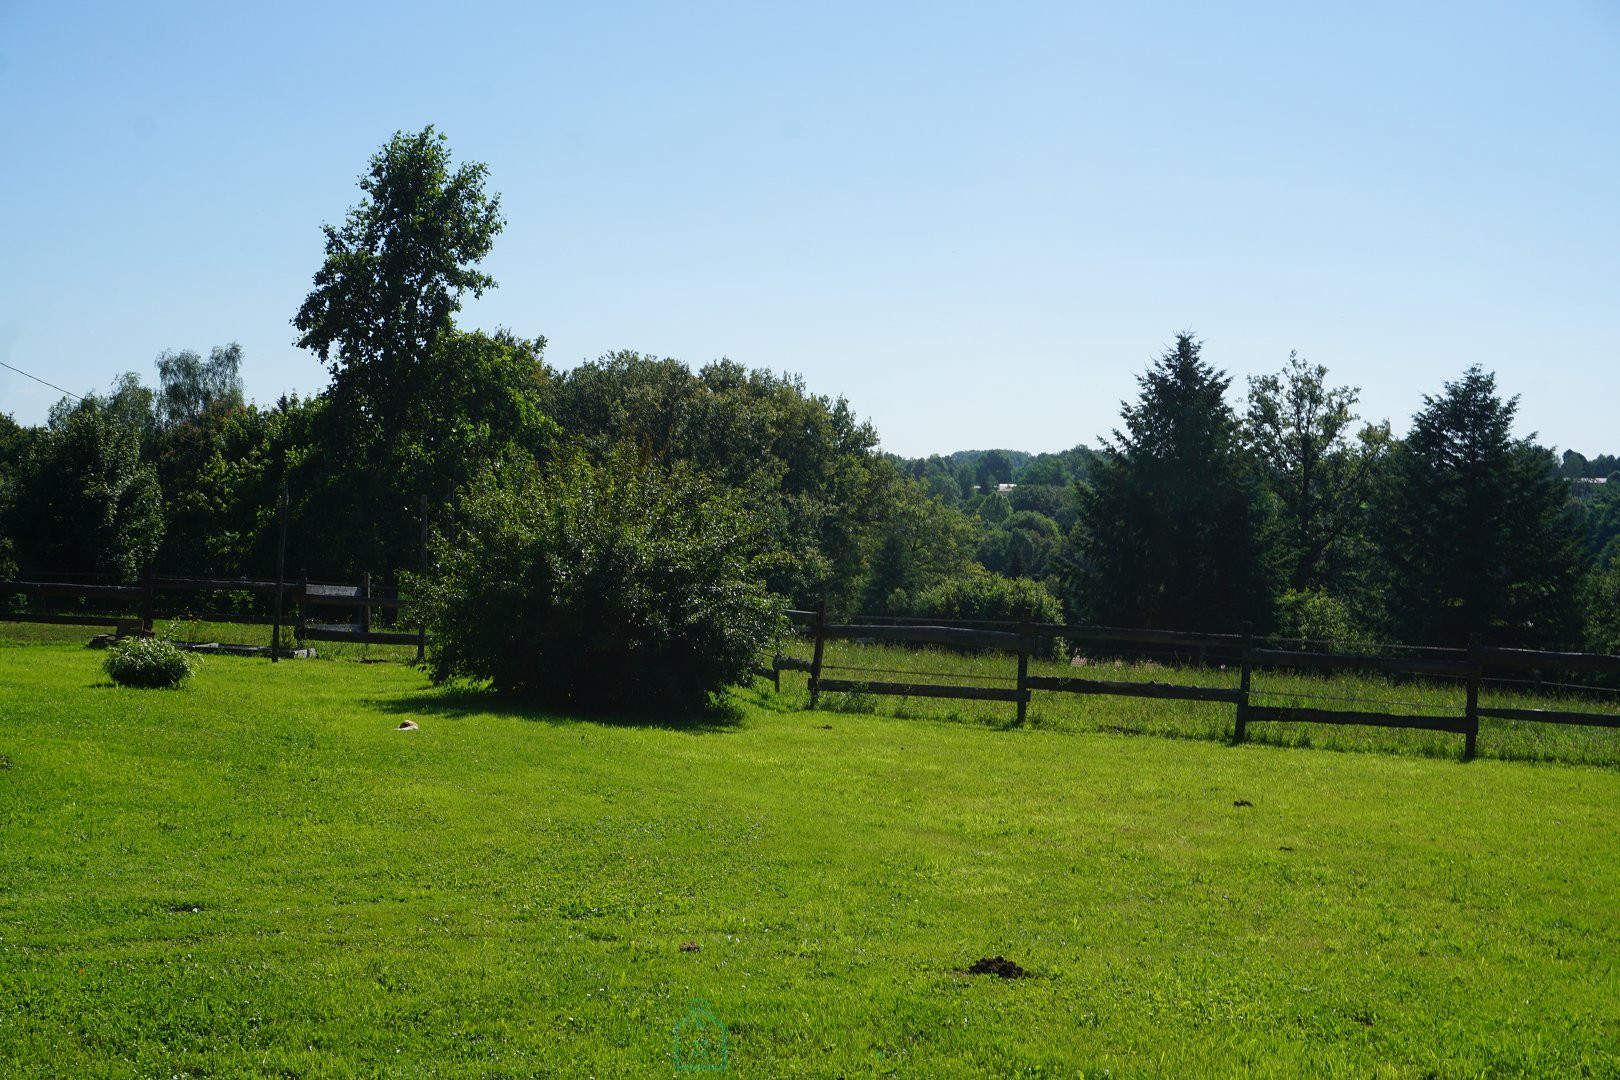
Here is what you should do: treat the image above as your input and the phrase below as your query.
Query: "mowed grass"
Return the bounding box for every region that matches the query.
[1,641,1619,1077]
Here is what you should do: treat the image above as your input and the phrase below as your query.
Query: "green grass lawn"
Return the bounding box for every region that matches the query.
[2,639,1619,1078]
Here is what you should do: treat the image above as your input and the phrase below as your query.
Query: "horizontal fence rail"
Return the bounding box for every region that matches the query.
[1023,675,1244,705]
[779,610,1620,760]
[0,575,426,661]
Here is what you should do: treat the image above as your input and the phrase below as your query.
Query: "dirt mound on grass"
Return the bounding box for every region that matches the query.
[966,956,1029,978]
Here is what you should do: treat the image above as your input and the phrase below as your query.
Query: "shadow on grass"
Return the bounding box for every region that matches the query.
[368,682,748,734]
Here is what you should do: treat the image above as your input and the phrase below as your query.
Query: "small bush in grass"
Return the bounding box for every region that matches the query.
[103,636,197,689]
[412,444,786,712]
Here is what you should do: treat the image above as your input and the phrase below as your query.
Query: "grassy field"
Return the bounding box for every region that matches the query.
[2,636,1619,1077]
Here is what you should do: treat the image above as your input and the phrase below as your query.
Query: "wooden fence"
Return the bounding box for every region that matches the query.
[8,583,1619,754]
[0,575,423,661]
[777,609,1620,759]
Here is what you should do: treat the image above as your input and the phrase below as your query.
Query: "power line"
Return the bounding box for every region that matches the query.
[0,360,83,402]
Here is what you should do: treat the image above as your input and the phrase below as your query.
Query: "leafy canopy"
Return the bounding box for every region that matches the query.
[12,382,164,582]
[294,126,502,410]
[155,344,245,429]
[1245,351,1390,611]
[289,127,552,579]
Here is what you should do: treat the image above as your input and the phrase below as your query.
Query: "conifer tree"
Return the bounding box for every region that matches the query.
[1064,334,1274,631]
[1379,366,1586,647]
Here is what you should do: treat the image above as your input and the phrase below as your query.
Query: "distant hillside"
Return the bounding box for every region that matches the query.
[935,448,1035,473]
[892,446,1096,487]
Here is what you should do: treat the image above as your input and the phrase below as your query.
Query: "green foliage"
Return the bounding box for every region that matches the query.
[1577,478,1620,566]
[895,447,1093,507]
[1273,588,1355,647]
[1007,483,1079,531]
[1016,446,1095,487]
[0,414,20,580]
[294,126,501,394]
[972,489,1012,524]
[101,636,197,689]
[1378,367,1587,648]
[976,448,1013,492]
[0,472,14,581]
[543,353,888,611]
[856,480,979,614]
[296,329,557,578]
[155,344,244,428]
[901,567,1063,625]
[978,509,1063,581]
[1065,334,1275,632]
[414,445,785,711]
[1583,563,1620,655]
[291,129,553,578]
[153,394,316,578]
[13,388,164,582]
[1245,352,1389,599]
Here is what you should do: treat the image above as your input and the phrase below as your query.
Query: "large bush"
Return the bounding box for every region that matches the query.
[902,569,1063,626]
[103,636,197,689]
[895,570,1065,658]
[414,445,785,711]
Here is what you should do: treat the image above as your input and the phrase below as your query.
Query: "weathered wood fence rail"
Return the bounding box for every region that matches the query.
[778,610,1620,759]
[0,575,424,660]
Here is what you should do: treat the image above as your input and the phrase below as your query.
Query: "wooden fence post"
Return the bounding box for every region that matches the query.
[808,602,827,709]
[271,484,288,663]
[1235,622,1254,743]
[417,493,429,664]
[771,623,783,693]
[360,571,372,635]
[140,571,154,634]
[296,568,307,644]
[1015,612,1032,726]
[1465,634,1482,760]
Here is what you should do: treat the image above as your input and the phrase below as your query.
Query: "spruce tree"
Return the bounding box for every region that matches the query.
[1379,366,1587,647]
[1064,334,1274,632]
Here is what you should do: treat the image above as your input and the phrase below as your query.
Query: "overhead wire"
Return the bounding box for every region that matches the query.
[0,360,83,402]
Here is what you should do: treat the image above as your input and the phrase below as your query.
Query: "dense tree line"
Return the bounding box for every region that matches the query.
[1,128,1615,658]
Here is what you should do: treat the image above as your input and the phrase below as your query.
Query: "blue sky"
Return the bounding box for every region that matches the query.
[3,1,1616,457]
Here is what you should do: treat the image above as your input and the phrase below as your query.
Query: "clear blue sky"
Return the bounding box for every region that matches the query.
[3,1,1616,458]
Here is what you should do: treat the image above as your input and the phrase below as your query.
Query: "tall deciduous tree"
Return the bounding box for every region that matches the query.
[155,344,245,429]
[1245,351,1390,603]
[1064,334,1274,632]
[1379,366,1586,647]
[291,128,551,577]
[294,126,502,420]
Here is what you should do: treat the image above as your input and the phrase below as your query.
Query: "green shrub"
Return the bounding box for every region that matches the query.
[898,569,1064,658]
[1275,588,1355,648]
[1584,563,1620,657]
[413,445,785,712]
[102,636,197,689]
[903,569,1063,625]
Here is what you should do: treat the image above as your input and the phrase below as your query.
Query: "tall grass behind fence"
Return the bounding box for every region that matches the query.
[773,610,1620,766]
